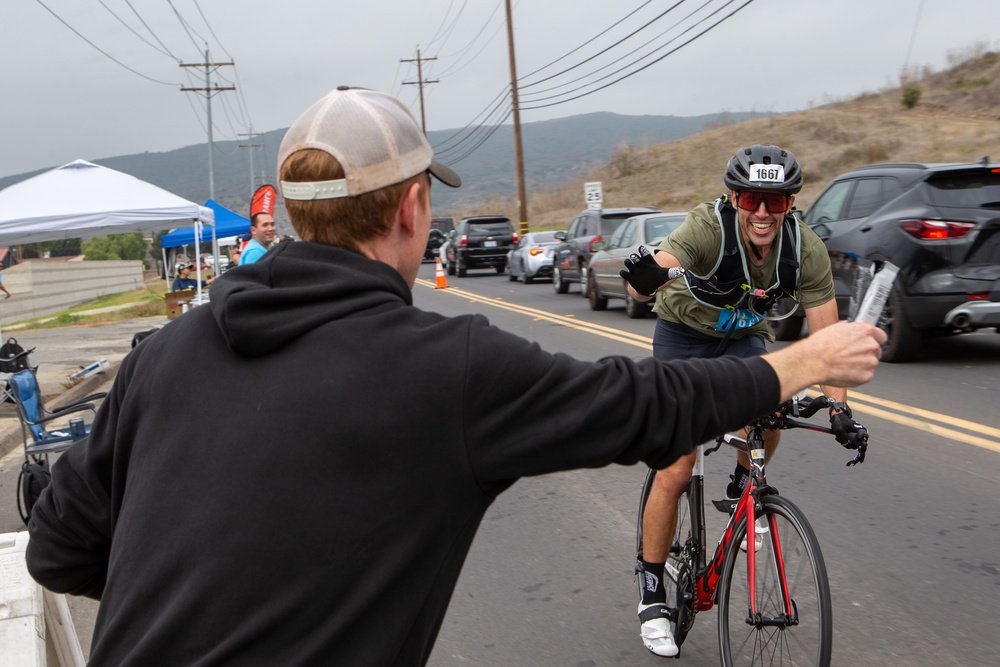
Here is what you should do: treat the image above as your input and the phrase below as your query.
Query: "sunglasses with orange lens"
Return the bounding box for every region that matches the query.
[735,191,790,214]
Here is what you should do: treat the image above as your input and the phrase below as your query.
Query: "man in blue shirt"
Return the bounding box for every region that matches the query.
[171,264,213,292]
[240,185,278,265]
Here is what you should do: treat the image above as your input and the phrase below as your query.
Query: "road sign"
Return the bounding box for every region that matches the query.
[584,182,603,210]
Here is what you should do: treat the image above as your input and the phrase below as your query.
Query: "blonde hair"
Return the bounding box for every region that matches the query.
[279,149,428,250]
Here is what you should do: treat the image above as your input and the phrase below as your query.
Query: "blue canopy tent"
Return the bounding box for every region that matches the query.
[159,200,250,291]
[160,200,249,248]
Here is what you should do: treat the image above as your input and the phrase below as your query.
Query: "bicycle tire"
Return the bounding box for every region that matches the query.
[636,468,696,647]
[717,495,832,667]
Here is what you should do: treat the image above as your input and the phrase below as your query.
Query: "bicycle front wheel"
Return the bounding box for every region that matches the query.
[717,495,832,667]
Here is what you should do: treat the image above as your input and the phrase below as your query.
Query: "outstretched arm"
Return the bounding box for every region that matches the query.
[764,320,885,402]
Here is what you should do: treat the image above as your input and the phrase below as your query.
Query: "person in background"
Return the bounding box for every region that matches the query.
[228,246,242,269]
[0,272,11,299]
[239,185,278,265]
[26,87,885,666]
[170,263,214,292]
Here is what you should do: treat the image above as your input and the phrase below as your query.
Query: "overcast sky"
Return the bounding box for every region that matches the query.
[3,0,998,180]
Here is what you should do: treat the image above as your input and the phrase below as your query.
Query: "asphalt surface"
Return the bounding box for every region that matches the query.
[0,316,170,461]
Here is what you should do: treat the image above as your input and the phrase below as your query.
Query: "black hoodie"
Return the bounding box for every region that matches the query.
[27,241,778,666]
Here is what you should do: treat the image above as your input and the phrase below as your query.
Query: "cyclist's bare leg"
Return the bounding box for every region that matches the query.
[642,451,697,562]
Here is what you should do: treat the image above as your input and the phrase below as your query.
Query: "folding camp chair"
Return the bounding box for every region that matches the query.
[9,369,107,456]
[1,345,36,404]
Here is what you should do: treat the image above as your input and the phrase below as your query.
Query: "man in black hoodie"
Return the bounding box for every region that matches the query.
[26,87,885,666]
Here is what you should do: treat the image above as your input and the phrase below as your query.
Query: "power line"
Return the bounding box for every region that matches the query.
[32,0,179,85]
[521,0,756,110]
[95,0,178,61]
[124,0,180,60]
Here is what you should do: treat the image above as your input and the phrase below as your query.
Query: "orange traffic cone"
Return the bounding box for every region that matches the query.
[434,259,449,289]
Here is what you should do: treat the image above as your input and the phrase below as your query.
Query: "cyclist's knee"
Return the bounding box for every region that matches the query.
[652,451,695,495]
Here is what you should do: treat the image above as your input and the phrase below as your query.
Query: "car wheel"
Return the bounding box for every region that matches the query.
[553,264,569,294]
[523,271,534,285]
[447,259,456,276]
[579,263,589,297]
[495,264,505,274]
[880,286,923,362]
[588,273,607,311]
[457,262,467,278]
[624,288,651,319]
[771,315,804,341]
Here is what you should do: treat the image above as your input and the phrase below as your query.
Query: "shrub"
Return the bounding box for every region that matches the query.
[901,86,922,109]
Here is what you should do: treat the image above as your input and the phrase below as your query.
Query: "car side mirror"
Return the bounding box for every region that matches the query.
[810,223,831,240]
[591,241,606,251]
[554,230,566,241]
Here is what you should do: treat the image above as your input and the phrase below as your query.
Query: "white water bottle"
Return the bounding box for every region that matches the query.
[853,262,899,325]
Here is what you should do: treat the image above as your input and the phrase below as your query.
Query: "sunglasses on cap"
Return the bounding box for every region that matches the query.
[735,191,790,214]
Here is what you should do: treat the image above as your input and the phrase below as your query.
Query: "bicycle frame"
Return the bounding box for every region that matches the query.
[685,429,790,620]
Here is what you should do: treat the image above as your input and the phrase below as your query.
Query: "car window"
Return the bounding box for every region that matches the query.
[469,222,511,234]
[607,221,631,249]
[598,215,630,237]
[924,172,1000,208]
[567,216,583,239]
[847,178,893,218]
[619,221,637,248]
[531,231,557,244]
[645,215,686,246]
[806,181,853,223]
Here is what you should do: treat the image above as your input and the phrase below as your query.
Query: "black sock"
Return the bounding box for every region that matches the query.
[727,463,750,498]
[639,559,667,605]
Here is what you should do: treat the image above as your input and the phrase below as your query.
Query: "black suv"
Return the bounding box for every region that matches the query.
[445,215,518,277]
[552,207,659,295]
[779,159,1000,361]
[425,217,454,262]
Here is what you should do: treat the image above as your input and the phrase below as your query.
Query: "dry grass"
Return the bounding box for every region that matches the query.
[464,48,1000,229]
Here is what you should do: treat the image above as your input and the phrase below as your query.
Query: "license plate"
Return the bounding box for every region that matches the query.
[484,240,497,248]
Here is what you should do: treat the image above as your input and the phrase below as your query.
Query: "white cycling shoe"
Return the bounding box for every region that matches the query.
[740,517,770,552]
[638,602,679,657]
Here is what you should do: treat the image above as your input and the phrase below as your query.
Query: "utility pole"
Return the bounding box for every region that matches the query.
[401,49,438,133]
[238,128,265,197]
[181,48,234,277]
[505,0,528,235]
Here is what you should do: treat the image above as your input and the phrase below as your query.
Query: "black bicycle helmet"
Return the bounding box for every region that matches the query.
[723,145,803,194]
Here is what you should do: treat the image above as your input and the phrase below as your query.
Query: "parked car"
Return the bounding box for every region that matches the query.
[778,159,1000,361]
[506,231,560,283]
[587,212,687,317]
[425,217,454,262]
[552,207,660,296]
[444,215,518,277]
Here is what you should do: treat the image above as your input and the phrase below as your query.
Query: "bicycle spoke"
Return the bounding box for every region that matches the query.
[718,496,832,667]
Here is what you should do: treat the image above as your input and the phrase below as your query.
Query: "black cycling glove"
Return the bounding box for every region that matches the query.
[619,245,684,297]
[829,406,862,448]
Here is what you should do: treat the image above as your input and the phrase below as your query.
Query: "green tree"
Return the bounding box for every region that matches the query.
[82,233,149,262]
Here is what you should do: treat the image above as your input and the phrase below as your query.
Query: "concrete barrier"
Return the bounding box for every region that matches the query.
[0,532,85,666]
[1,260,145,327]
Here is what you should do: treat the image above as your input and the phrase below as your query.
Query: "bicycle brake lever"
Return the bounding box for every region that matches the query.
[846,429,869,466]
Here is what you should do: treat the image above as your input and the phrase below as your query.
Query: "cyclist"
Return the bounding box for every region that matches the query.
[621,144,864,657]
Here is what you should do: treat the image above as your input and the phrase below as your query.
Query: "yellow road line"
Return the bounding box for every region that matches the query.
[417,279,1000,450]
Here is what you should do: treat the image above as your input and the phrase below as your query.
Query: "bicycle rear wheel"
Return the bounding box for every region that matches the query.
[717,495,832,666]
[636,469,695,647]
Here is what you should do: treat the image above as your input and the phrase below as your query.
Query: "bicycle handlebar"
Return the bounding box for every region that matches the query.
[711,394,869,466]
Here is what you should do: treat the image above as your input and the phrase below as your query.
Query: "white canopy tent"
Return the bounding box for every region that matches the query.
[0,159,215,302]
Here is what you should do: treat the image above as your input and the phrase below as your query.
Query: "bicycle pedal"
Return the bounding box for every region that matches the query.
[712,498,738,515]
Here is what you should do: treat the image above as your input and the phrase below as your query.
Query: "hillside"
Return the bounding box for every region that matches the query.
[0,111,765,223]
[515,47,1000,230]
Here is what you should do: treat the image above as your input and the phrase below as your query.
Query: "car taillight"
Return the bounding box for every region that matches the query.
[529,247,545,256]
[589,235,602,252]
[512,232,520,245]
[900,219,975,239]
[459,235,468,247]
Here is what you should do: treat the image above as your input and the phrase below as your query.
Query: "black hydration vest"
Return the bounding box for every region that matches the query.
[683,197,801,317]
